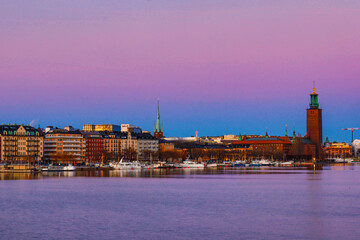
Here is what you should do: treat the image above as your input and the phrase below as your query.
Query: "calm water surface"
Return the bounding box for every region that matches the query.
[0,164,359,240]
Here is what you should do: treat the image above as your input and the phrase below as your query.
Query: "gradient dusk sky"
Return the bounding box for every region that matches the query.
[0,0,359,142]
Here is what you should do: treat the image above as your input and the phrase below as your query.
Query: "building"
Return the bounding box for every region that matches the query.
[81,131,104,163]
[324,142,352,158]
[0,124,43,163]
[154,100,164,139]
[160,139,250,162]
[135,132,159,157]
[306,85,323,159]
[103,131,127,161]
[44,128,86,164]
[83,124,121,132]
[233,135,292,160]
[288,132,316,160]
[103,131,159,161]
[121,124,142,133]
[351,139,360,157]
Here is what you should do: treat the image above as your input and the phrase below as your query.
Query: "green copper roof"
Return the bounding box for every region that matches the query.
[309,86,319,109]
[155,100,162,133]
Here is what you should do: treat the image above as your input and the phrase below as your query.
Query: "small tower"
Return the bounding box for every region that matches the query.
[285,125,288,137]
[154,99,164,139]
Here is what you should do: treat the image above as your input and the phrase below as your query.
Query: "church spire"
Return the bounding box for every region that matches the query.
[155,99,161,132]
[154,99,164,139]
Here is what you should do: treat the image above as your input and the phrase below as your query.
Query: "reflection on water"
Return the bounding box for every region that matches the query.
[0,163,357,181]
[0,163,359,240]
[0,167,316,180]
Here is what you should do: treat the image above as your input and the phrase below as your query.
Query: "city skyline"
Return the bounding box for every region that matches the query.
[1,1,359,142]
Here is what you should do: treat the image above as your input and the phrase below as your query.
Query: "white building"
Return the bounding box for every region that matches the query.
[121,124,142,133]
[352,139,360,157]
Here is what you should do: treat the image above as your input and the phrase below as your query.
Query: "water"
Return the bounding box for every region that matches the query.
[1,165,359,240]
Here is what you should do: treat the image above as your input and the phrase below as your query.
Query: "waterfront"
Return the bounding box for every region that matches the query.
[0,164,359,240]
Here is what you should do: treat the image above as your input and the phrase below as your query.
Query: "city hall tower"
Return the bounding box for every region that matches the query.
[306,85,323,160]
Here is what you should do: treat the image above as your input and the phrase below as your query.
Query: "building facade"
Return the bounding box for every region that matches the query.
[81,131,104,163]
[121,124,142,133]
[83,124,121,132]
[0,124,43,163]
[44,129,86,164]
[233,136,292,160]
[103,131,159,161]
[324,142,352,158]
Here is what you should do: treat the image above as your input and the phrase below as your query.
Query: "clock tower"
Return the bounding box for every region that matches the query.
[306,85,323,160]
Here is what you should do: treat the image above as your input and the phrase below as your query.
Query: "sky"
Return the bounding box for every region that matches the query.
[0,0,359,142]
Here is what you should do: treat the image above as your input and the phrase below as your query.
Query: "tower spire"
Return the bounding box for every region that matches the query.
[312,80,316,94]
[156,98,161,132]
[154,98,164,139]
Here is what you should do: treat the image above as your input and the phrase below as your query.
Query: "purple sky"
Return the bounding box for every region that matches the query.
[0,0,359,142]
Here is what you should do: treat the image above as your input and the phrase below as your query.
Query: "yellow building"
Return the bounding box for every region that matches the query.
[324,142,352,158]
[0,124,44,163]
[103,131,158,161]
[83,124,121,132]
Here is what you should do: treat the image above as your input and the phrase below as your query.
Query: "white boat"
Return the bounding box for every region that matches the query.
[334,158,354,163]
[259,159,272,166]
[180,160,205,169]
[206,163,218,168]
[63,164,76,171]
[110,159,134,170]
[131,161,145,169]
[279,161,294,167]
[110,159,144,170]
[250,160,261,166]
[43,164,76,171]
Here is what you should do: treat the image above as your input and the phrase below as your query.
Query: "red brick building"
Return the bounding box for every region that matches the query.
[233,135,292,160]
[81,132,104,163]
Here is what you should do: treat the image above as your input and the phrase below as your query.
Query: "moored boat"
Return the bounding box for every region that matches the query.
[42,164,76,171]
[180,160,205,169]
[206,163,218,168]
[279,161,294,167]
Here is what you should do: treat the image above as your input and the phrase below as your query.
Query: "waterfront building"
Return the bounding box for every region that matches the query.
[81,131,104,163]
[103,131,159,161]
[0,124,43,163]
[323,142,352,158]
[233,135,292,160]
[44,128,86,164]
[306,85,323,159]
[83,124,121,132]
[351,140,360,157]
[288,132,316,160]
[160,139,250,162]
[103,131,126,160]
[154,100,164,139]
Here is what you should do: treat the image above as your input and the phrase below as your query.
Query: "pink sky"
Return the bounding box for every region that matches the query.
[0,1,359,140]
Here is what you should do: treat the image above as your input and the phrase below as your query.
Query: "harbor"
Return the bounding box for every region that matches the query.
[1,158,358,174]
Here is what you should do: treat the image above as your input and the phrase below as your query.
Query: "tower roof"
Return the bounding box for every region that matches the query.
[155,99,162,133]
[309,82,319,109]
